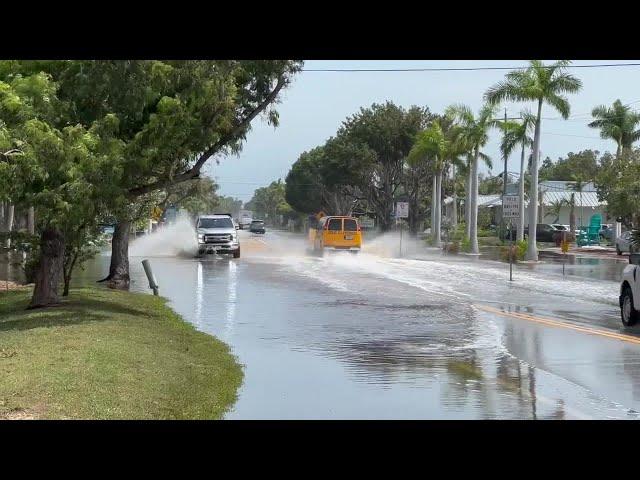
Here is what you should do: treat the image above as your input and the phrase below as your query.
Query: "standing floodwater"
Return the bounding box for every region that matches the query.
[76,229,640,419]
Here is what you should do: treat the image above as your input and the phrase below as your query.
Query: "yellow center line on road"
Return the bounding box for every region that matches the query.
[477,304,640,345]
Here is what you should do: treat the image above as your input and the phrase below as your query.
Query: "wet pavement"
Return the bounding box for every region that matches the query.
[67,227,640,418]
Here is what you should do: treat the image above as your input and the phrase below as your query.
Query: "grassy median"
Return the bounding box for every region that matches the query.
[0,287,243,419]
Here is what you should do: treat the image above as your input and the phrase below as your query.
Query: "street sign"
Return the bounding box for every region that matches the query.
[360,216,375,229]
[502,195,519,218]
[396,202,409,218]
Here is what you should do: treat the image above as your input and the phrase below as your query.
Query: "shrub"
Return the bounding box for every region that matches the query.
[444,241,460,254]
[460,238,471,253]
[500,239,527,262]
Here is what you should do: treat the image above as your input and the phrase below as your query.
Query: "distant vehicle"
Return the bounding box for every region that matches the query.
[599,224,615,242]
[249,220,266,234]
[308,214,362,255]
[523,224,560,243]
[620,253,640,326]
[196,214,240,258]
[238,210,253,229]
[616,231,637,255]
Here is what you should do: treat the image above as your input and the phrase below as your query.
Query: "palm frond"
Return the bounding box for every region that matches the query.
[545,93,571,119]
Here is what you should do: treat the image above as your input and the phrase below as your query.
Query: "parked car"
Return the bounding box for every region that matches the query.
[620,253,640,326]
[249,220,266,234]
[600,224,615,242]
[523,224,560,243]
[616,230,637,255]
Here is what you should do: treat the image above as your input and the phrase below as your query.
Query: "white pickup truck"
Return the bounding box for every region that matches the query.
[620,252,640,326]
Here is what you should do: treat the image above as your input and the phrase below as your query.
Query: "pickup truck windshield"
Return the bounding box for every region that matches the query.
[198,218,233,228]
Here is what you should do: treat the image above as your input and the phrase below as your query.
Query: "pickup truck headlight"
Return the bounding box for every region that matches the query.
[197,234,203,242]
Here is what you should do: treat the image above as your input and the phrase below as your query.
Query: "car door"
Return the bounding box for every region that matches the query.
[324,218,344,247]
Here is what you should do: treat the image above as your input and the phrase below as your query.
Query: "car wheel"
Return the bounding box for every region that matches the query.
[233,247,240,259]
[621,286,639,327]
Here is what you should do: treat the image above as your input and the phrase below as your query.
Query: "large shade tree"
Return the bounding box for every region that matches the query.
[485,60,582,261]
[0,60,302,293]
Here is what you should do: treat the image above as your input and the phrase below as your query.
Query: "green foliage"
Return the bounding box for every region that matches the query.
[216,196,243,218]
[246,179,294,224]
[501,240,528,262]
[595,148,640,224]
[588,99,640,155]
[539,150,603,181]
[162,177,218,217]
[460,237,471,253]
[484,60,582,118]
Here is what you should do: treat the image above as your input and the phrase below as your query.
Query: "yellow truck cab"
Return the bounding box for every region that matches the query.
[308,214,362,255]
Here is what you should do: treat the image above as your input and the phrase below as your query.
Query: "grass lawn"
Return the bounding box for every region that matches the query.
[0,287,243,419]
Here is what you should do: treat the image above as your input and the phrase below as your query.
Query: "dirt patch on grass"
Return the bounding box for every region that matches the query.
[0,281,32,292]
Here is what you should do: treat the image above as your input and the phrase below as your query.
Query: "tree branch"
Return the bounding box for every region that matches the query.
[127,75,288,198]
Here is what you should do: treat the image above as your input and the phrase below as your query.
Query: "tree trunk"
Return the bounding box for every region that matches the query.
[28,206,35,235]
[29,227,65,309]
[100,220,131,290]
[517,145,526,242]
[434,168,442,247]
[5,203,14,248]
[470,149,480,254]
[431,175,437,242]
[526,100,543,261]
[63,249,79,297]
[451,165,458,229]
[465,160,472,239]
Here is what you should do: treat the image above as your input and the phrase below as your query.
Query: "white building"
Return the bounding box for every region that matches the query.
[444,180,612,228]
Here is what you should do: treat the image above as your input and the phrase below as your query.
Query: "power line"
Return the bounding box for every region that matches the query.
[302,62,640,72]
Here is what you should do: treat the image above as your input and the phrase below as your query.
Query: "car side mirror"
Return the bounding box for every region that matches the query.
[630,253,640,265]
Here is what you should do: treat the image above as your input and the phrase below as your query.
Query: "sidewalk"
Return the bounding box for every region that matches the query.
[539,244,626,261]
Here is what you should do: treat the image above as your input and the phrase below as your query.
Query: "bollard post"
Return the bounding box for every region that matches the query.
[141,259,159,296]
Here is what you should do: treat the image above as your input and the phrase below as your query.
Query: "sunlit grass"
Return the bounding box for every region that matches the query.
[0,287,243,419]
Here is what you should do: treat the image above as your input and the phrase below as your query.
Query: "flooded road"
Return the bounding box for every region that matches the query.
[75,227,640,419]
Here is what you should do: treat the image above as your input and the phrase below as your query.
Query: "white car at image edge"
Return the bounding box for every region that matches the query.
[621,253,640,326]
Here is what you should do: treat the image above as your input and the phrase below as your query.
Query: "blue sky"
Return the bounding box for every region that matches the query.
[206,60,640,203]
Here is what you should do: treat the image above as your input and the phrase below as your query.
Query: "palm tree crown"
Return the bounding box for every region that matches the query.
[484,60,582,116]
[588,99,640,156]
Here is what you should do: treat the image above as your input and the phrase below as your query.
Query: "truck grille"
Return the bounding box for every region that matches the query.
[204,234,231,244]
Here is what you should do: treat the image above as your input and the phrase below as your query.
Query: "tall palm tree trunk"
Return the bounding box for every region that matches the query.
[465,161,472,239]
[517,144,526,242]
[526,100,543,261]
[434,168,442,247]
[431,175,437,242]
[470,149,480,254]
[451,165,458,228]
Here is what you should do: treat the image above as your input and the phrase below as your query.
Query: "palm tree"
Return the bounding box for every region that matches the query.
[498,111,535,241]
[569,175,588,229]
[445,104,498,254]
[485,60,582,261]
[409,121,447,246]
[544,199,565,224]
[588,99,640,158]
